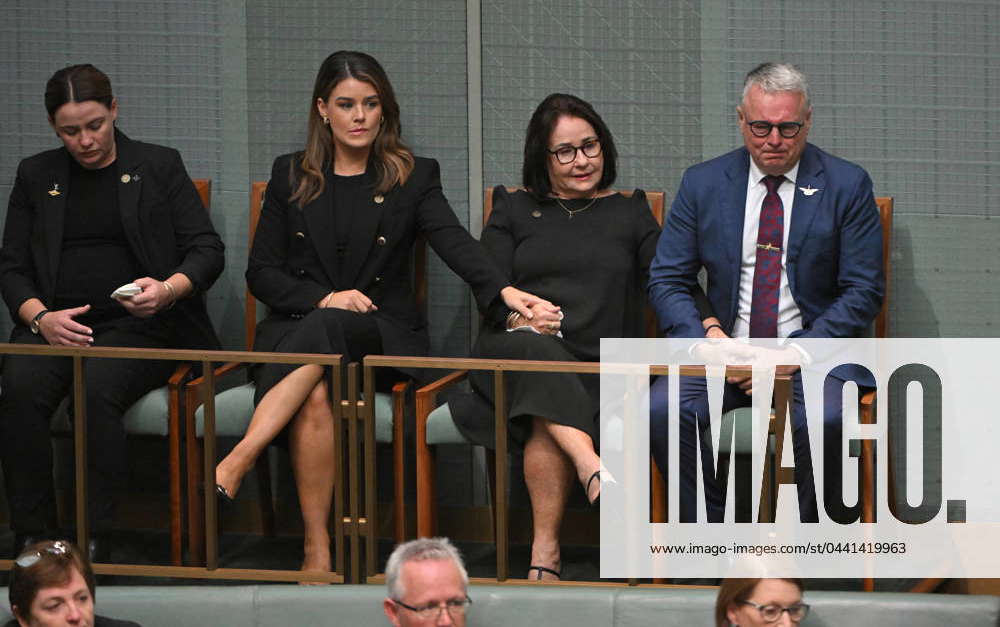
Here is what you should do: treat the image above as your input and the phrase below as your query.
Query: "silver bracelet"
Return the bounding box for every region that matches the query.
[505,310,521,329]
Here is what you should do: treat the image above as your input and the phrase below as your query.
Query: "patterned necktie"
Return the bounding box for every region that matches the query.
[749,175,785,338]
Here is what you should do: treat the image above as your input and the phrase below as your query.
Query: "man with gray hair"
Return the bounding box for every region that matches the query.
[383,537,471,626]
[648,62,884,522]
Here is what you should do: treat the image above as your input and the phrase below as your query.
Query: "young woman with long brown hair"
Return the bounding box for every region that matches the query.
[214,51,554,577]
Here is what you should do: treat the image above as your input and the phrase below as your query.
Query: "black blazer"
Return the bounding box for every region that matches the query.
[248,154,507,358]
[0,130,224,350]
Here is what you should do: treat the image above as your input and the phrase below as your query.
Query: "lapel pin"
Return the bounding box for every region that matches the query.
[121,174,131,184]
[373,194,384,204]
[47,183,61,197]
[132,174,141,182]
[799,185,820,196]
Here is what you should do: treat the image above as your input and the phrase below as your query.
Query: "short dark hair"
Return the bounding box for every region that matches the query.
[44,64,114,118]
[9,540,96,622]
[521,93,618,199]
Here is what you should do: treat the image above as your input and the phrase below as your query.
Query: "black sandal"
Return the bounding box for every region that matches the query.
[586,470,603,508]
[527,565,561,581]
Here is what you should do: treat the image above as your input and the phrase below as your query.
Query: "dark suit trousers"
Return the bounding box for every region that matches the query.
[0,325,175,533]
[650,373,857,523]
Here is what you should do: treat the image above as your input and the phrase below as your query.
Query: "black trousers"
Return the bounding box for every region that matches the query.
[0,324,175,533]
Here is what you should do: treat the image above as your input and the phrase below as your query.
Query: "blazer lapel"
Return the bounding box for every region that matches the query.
[43,155,70,289]
[723,149,750,314]
[115,131,154,272]
[301,170,339,286]
[786,144,825,265]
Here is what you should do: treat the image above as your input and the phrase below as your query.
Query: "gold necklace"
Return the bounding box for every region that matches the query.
[555,194,600,219]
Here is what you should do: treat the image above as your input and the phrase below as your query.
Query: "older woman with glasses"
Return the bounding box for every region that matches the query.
[716,578,809,626]
[449,93,714,580]
[6,540,141,627]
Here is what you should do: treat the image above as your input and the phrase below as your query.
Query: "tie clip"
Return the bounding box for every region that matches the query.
[757,242,781,253]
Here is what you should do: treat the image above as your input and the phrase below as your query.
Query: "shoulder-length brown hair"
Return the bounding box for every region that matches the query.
[291,50,414,208]
[714,578,803,627]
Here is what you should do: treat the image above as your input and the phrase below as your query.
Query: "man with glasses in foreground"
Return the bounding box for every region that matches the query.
[5,540,140,627]
[383,538,471,626]
[648,62,883,522]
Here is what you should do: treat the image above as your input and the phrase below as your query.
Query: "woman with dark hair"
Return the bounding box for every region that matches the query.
[715,578,808,626]
[213,50,551,576]
[449,93,714,580]
[0,64,224,559]
[6,540,141,627]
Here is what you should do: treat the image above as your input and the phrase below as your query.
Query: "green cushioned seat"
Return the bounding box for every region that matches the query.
[194,384,395,442]
[49,386,172,436]
[123,386,172,436]
[426,402,471,445]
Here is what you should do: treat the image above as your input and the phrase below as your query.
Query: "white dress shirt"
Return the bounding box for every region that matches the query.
[730,159,803,338]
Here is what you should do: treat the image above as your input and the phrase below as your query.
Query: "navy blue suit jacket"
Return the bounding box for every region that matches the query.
[649,143,883,347]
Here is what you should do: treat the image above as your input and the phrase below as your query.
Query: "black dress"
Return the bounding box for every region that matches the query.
[451,187,664,447]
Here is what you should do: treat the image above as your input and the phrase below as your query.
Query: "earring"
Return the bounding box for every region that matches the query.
[379,116,385,127]
[322,115,329,125]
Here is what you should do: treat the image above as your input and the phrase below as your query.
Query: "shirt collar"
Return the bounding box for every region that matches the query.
[748,158,800,188]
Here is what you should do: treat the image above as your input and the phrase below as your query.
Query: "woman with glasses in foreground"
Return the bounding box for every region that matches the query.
[6,540,140,627]
[716,578,809,626]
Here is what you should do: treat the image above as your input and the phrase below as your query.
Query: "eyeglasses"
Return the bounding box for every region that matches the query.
[15,540,70,568]
[393,596,472,620]
[548,139,601,164]
[745,120,805,138]
[740,600,810,623]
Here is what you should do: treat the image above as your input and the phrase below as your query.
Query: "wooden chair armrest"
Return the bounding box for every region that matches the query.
[166,363,193,391]
[859,389,876,424]
[415,370,468,412]
[185,361,249,390]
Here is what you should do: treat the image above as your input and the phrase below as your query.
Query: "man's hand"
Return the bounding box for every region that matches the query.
[319,289,378,313]
[38,305,93,346]
[116,277,175,318]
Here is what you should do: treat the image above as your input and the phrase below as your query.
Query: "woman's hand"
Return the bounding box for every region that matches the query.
[318,289,378,313]
[506,301,563,335]
[38,305,93,346]
[116,277,175,318]
[500,286,560,322]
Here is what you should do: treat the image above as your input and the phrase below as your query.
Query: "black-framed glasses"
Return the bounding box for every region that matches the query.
[393,596,472,620]
[740,600,810,623]
[745,120,805,138]
[548,139,601,164]
[15,540,70,568]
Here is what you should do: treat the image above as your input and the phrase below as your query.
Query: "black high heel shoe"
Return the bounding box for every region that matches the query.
[586,470,602,508]
[216,484,234,502]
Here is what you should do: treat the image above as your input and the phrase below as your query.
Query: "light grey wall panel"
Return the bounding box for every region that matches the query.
[481,1,702,198]
[891,215,1000,337]
[245,0,472,357]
